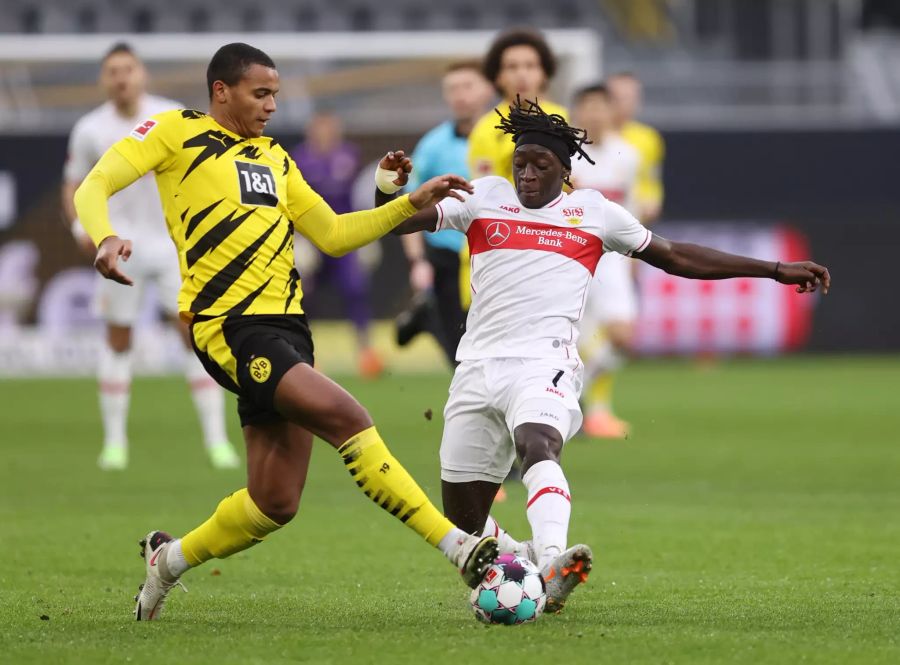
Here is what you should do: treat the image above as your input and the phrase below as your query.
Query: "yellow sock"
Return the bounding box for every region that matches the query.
[339,426,454,547]
[180,488,281,567]
[588,373,615,411]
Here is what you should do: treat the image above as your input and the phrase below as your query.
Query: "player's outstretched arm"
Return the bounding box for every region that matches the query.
[637,235,830,294]
[371,149,470,235]
[73,148,146,285]
[294,156,472,256]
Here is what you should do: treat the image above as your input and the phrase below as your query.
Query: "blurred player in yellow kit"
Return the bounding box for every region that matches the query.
[608,72,665,223]
[73,42,499,621]
[575,72,666,437]
[571,84,641,438]
[468,28,568,181]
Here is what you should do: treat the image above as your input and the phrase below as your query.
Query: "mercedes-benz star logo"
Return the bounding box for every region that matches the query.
[486,221,511,247]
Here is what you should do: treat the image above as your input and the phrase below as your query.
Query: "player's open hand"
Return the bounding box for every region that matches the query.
[775,261,830,294]
[379,150,413,188]
[94,236,134,286]
[409,174,474,210]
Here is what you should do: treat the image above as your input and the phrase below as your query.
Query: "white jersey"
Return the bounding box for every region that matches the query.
[570,134,640,216]
[65,94,179,242]
[436,176,652,361]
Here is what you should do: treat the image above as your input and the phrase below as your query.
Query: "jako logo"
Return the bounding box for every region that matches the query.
[546,387,565,398]
[499,204,520,214]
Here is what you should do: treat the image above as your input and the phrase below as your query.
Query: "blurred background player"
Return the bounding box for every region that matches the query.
[607,72,665,224]
[396,61,493,365]
[62,42,238,470]
[570,83,641,438]
[468,28,568,180]
[290,111,383,378]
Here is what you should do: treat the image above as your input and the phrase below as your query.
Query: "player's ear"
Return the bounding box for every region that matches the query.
[211,80,227,104]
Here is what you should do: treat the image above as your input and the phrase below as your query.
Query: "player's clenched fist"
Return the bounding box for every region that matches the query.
[409,174,474,210]
[774,261,831,294]
[378,150,413,188]
[94,236,134,286]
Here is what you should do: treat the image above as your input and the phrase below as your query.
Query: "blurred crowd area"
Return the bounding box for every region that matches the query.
[0,1,898,378]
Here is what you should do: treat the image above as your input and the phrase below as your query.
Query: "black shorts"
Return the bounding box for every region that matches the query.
[190,314,315,427]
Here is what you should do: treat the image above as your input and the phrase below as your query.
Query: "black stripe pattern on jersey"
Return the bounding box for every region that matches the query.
[237,145,262,160]
[264,219,292,269]
[189,220,278,313]
[284,267,300,313]
[225,276,273,316]
[185,199,225,239]
[186,208,254,268]
[181,130,241,183]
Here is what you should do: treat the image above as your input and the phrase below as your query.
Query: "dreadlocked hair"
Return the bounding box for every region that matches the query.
[494,96,594,186]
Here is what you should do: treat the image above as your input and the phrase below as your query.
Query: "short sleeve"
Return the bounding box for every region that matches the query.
[286,156,325,225]
[112,110,180,176]
[435,176,502,233]
[601,200,652,256]
[64,120,95,182]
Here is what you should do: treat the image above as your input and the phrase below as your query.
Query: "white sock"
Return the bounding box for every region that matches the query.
[437,526,469,561]
[98,345,132,448]
[523,460,572,570]
[184,353,228,447]
[483,515,528,558]
[164,538,191,578]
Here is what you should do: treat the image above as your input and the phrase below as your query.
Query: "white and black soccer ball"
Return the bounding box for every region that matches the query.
[470,554,546,625]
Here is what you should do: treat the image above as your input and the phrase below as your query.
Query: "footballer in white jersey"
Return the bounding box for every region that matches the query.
[61,42,238,471]
[570,83,643,439]
[384,98,830,612]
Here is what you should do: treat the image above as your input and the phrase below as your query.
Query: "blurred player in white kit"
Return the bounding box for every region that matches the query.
[570,83,641,438]
[62,43,239,470]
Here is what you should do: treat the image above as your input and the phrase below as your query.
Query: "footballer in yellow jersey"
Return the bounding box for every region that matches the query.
[468,28,567,183]
[608,72,665,222]
[74,42,499,621]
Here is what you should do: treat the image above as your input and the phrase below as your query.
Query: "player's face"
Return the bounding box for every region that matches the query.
[100,52,145,109]
[574,92,613,139]
[608,76,642,124]
[496,45,547,101]
[220,64,279,138]
[442,68,493,122]
[512,144,566,208]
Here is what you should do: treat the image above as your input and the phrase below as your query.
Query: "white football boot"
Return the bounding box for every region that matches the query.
[454,534,500,588]
[134,531,187,620]
[541,544,593,613]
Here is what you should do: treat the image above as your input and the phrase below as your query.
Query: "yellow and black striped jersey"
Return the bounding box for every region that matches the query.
[112,108,322,320]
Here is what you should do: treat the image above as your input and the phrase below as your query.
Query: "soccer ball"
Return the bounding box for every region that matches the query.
[470,554,546,625]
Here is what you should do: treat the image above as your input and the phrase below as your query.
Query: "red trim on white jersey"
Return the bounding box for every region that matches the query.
[466,218,603,273]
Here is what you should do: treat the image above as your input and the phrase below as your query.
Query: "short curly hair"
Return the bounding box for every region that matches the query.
[482,28,557,93]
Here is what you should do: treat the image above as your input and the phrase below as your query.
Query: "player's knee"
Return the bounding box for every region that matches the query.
[515,427,562,473]
[254,488,301,526]
[107,327,132,353]
[323,400,373,445]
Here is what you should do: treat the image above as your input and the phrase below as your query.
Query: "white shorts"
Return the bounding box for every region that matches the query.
[440,357,584,484]
[583,252,638,327]
[94,238,181,326]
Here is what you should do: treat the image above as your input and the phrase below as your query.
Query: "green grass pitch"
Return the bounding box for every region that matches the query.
[2,356,898,664]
